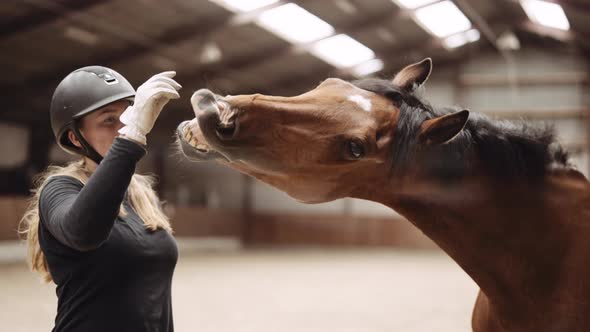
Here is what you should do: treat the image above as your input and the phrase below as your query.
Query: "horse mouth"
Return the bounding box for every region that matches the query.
[176,120,225,161]
[181,120,210,152]
[177,89,241,162]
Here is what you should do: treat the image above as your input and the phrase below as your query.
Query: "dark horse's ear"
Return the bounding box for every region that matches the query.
[392,58,432,92]
[419,110,469,145]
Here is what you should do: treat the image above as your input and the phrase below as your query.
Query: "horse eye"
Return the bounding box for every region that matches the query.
[347,141,364,159]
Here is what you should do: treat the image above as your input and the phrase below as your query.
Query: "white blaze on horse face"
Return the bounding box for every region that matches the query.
[347,94,372,112]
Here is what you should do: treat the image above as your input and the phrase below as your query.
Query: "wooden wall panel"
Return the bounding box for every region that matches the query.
[0,197,29,240]
[0,197,436,249]
[245,213,437,249]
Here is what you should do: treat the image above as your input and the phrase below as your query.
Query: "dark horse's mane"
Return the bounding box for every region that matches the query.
[353,78,571,180]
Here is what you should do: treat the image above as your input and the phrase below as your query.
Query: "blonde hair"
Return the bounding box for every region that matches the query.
[19,159,172,283]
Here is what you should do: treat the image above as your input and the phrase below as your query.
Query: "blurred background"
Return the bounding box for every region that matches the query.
[1,0,588,331]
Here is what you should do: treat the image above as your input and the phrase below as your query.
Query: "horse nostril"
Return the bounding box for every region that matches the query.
[215,121,237,140]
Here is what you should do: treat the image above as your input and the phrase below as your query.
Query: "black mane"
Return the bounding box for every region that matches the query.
[353,78,570,179]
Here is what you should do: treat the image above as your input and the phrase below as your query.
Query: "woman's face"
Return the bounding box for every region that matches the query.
[68,100,129,158]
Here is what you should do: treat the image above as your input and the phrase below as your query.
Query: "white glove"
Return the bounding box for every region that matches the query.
[118,71,181,145]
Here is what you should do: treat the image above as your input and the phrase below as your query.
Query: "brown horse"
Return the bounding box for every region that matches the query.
[176,58,590,331]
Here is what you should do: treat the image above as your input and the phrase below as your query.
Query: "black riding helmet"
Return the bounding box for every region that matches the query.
[50,66,135,164]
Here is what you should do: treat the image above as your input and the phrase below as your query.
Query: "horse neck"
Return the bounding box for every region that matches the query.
[364,169,590,307]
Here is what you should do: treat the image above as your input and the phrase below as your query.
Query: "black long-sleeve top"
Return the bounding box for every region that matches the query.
[38,137,178,332]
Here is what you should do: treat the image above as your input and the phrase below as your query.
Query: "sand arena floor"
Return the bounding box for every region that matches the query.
[0,248,478,332]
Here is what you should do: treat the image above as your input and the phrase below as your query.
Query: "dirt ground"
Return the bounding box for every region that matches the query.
[0,248,478,332]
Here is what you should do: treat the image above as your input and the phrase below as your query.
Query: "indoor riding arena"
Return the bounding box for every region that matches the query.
[1,1,590,331]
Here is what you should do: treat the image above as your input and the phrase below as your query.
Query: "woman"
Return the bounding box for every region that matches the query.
[19,66,182,332]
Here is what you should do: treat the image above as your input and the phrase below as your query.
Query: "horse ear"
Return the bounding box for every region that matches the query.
[392,58,432,92]
[419,110,469,145]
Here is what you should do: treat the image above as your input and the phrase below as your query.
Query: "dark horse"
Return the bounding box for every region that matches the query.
[177,58,590,331]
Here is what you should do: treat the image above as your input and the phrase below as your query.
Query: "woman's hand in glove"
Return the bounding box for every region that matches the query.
[118,71,181,145]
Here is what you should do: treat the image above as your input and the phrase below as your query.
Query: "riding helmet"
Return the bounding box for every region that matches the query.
[49,66,135,164]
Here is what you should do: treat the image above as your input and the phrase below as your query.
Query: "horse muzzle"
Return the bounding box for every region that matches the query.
[176,89,242,162]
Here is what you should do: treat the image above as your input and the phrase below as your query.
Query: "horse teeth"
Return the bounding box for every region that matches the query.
[184,129,193,142]
[196,143,208,151]
[189,137,198,146]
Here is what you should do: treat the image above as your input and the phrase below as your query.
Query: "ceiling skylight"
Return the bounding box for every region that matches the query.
[443,29,480,49]
[256,3,335,44]
[520,0,570,31]
[211,0,280,13]
[310,34,376,68]
[414,1,472,37]
[351,58,384,77]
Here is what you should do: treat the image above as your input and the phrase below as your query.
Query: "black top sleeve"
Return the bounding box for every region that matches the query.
[39,137,146,251]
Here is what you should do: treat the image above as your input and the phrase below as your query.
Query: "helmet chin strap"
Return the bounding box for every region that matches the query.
[72,125,104,165]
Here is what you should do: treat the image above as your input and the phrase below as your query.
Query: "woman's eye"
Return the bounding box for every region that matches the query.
[103,116,117,124]
[347,141,364,159]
